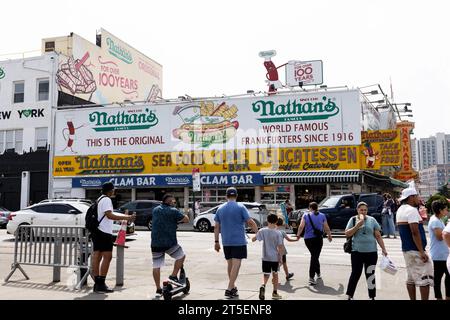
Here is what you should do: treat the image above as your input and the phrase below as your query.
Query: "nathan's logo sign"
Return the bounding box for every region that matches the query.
[106,37,133,64]
[252,96,339,123]
[89,108,158,131]
[172,102,239,147]
[361,130,398,143]
[75,155,144,175]
[0,67,5,79]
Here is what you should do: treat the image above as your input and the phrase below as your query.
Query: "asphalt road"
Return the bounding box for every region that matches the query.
[0,228,434,300]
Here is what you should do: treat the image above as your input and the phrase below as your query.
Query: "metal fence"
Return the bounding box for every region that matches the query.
[4,225,91,289]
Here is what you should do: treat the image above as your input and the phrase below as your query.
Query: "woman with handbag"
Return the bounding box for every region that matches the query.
[345,201,388,300]
[381,193,396,238]
[296,202,332,285]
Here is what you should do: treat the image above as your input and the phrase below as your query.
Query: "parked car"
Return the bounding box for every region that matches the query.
[0,207,11,229]
[289,193,384,233]
[116,200,161,230]
[39,198,93,205]
[193,202,269,232]
[7,199,134,237]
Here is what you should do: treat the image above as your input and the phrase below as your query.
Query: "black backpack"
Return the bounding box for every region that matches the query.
[85,195,107,233]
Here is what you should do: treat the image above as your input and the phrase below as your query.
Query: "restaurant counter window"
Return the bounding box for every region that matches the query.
[261,185,291,209]
[189,187,227,209]
[85,188,131,208]
[137,188,185,208]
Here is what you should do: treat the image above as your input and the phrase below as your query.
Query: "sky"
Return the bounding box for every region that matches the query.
[1,0,448,139]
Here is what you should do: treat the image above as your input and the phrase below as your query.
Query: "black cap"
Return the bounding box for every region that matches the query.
[226,187,237,197]
[102,182,115,194]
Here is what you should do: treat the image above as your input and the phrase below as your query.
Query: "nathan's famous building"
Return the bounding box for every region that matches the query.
[50,87,413,213]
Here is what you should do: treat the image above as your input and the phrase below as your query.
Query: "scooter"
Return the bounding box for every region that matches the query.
[162,267,190,300]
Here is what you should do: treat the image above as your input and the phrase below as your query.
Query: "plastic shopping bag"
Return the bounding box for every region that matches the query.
[380,256,397,275]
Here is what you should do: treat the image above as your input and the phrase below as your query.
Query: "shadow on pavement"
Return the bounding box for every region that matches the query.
[278,281,308,293]
[306,279,345,296]
[2,280,92,294]
[74,292,109,300]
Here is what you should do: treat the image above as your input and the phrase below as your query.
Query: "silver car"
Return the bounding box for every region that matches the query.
[193,202,269,232]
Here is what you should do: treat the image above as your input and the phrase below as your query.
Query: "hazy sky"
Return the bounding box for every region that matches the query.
[1,0,448,139]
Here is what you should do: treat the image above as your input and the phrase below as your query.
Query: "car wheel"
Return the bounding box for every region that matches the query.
[16,224,32,241]
[197,219,211,232]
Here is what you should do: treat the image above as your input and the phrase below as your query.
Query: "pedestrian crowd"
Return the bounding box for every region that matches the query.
[90,182,450,300]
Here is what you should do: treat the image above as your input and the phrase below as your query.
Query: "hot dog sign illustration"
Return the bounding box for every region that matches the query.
[172,101,239,148]
[362,141,380,168]
[61,116,86,154]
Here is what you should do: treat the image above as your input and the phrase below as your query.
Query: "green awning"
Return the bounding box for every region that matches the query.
[389,177,408,188]
[263,170,361,184]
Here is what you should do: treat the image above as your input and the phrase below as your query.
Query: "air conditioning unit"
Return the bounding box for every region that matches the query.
[44,41,55,52]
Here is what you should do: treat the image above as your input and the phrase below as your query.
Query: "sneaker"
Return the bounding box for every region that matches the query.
[286,273,294,281]
[272,292,282,300]
[155,288,163,297]
[347,295,353,300]
[225,287,239,298]
[259,285,265,300]
[94,284,114,293]
[309,278,317,285]
[168,275,180,285]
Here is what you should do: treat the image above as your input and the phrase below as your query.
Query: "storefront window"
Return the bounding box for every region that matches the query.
[260,185,290,208]
[189,187,255,209]
[137,188,185,209]
[294,185,326,209]
[190,187,227,209]
[85,188,130,209]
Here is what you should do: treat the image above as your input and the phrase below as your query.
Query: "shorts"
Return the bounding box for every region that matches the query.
[262,260,279,274]
[92,230,113,252]
[152,244,185,269]
[282,254,286,264]
[403,251,434,286]
[223,245,247,260]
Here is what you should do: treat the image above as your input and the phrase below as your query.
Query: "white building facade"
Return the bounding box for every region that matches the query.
[0,53,57,209]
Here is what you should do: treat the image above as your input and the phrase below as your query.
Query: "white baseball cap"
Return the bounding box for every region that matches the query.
[398,187,418,202]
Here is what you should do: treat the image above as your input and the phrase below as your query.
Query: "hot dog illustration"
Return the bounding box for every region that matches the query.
[172,102,239,147]
[362,141,380,168]
[62,119,84,153]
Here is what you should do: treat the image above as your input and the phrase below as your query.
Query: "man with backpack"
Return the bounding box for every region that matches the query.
[89,182,136,293]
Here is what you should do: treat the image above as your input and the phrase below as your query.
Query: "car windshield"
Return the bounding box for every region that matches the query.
[319,196,341,208]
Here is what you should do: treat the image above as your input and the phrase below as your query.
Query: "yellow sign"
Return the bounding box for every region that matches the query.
[394,121,418,181]
[360,130,401,170]
[53,146,361,177]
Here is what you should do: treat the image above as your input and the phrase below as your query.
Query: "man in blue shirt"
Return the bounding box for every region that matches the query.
[151,194,189,297]
[214,187,258,298]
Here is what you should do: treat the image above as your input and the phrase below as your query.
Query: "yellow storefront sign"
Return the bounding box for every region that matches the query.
[360,129,401,170]
[53,146,361,177]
